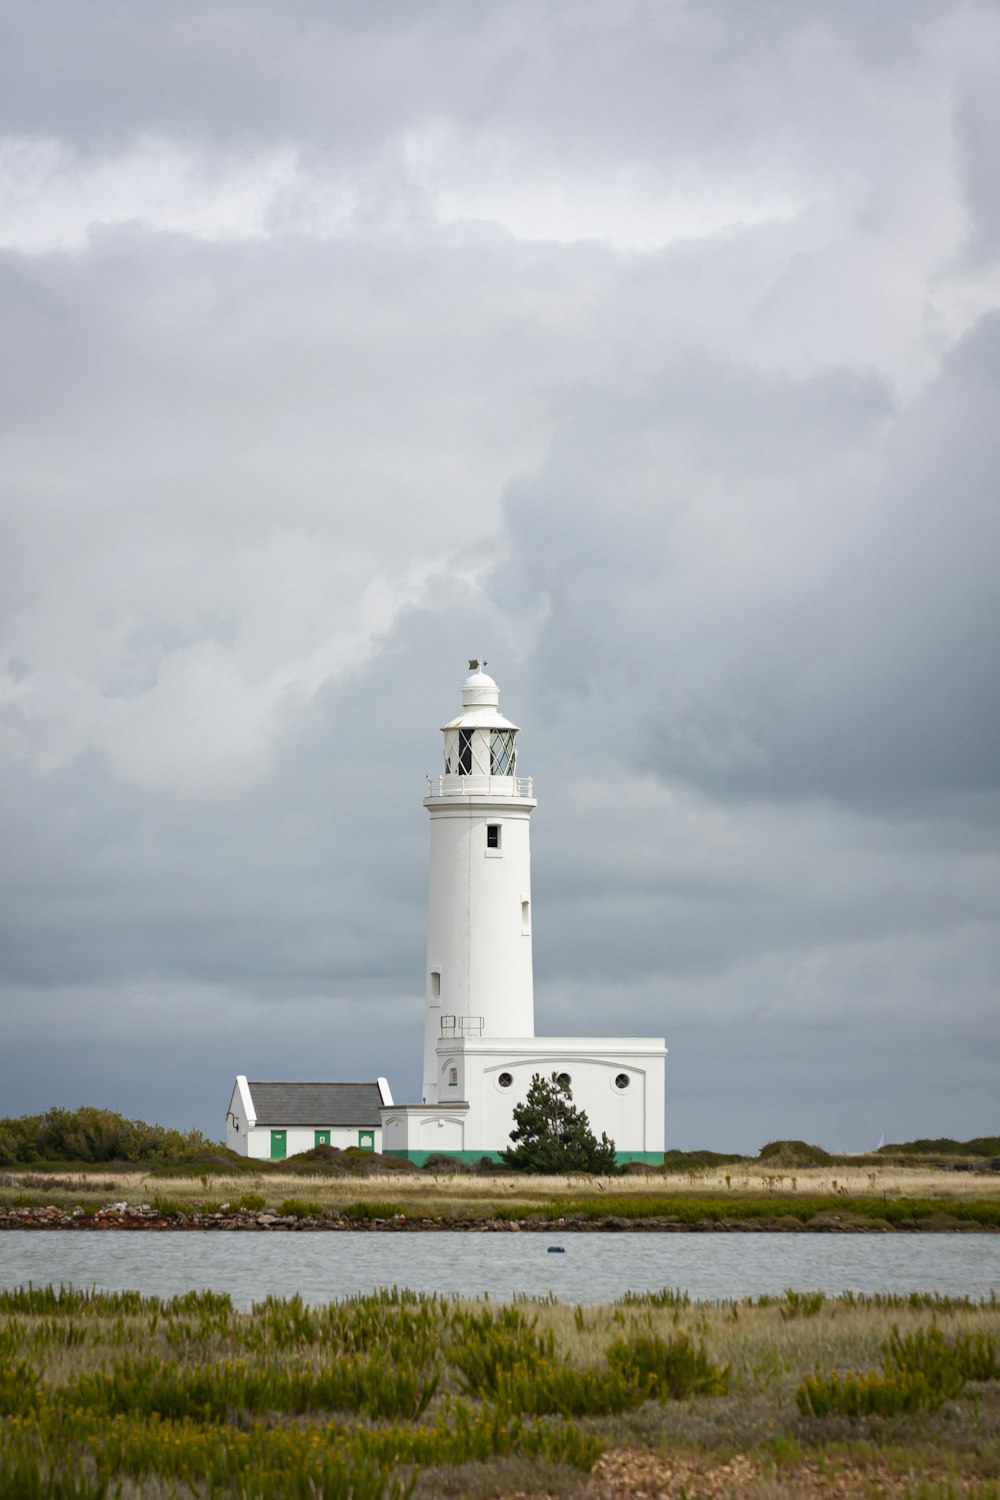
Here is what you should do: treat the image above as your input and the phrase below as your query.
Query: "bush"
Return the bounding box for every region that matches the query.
[277,1199,324,1219]
[661,1149,746,1171]
[884,1326,999,1385]
[795,1324,997,1419]
[796,1368,951,1418]
[758,1140,832,1167]
[780,1289,826,1320]
[877,1136,1000,1159]
[450,1307,555,1398]
[150,1196,193,1219]
[0,1107,215,1165]
[341,1202,405,1222]
[606,1332,730,1400]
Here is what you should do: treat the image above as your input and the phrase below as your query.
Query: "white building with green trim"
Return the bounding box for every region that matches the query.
[380,663,666,1166]
[226,1077,393,1160]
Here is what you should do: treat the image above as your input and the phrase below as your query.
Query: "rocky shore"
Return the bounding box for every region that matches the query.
[0,1203,994,1232]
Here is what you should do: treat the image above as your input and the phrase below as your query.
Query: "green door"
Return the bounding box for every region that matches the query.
[315,1130,331,1148]
[358,1130,375,1152]
[270,1130,287,1160]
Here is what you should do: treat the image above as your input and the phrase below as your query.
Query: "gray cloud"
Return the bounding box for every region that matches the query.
[1,1,997,1151]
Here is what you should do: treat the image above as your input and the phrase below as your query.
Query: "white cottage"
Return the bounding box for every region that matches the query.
[380,662,666,1165]
[226,1077,394,1160]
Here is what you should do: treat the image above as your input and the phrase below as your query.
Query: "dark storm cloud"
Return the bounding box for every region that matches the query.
[1,0,997,1149]
[488,318,999,811]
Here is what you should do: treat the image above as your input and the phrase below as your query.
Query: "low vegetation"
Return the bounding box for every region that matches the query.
[0,1286,997,1497]
[0,1106,215,1166]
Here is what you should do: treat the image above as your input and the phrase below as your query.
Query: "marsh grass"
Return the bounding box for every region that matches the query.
[0,1286,997,1498]
[3,1162,999,1222]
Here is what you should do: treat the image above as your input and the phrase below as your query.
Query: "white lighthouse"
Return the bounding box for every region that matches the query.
[381,661,667,1165]
[422,662,535,1101]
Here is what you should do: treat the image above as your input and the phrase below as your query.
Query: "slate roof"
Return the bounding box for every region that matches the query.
[246,1082,383,1127]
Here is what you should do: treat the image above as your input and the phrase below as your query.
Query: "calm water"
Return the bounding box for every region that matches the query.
[0,1232,996,1307]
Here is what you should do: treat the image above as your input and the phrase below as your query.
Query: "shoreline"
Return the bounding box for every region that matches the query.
[3,1205,996,1233]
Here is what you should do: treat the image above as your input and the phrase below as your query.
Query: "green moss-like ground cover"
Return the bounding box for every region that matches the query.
[510,1194,1000,1228]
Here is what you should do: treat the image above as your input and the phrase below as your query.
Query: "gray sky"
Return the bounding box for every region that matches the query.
[1,1,997,1153]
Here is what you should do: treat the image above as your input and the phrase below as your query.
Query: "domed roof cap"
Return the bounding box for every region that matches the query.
[441,659,519,731]
[462,660,499,710]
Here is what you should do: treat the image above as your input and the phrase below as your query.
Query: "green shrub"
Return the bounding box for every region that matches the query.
[234,1192,266,1212]
[341,1201,405,1221]
[884,1326,999,1385]
[796,1368,951,1418]
[489,1360,646,1418]
[149,1196,192,1219]
[758,1139,832,1167]
[795,1325,997,1419]
[277,1199,324,1219]
[0,1452,118,1500]
[0,1360,43,1417]
[606,1332,730,1400]
[660,1149,745,1170]
[450,1306,555,1397]
[780,1289,826,1320]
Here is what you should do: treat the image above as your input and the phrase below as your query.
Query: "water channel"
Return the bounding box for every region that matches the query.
[0,1232,996,1308]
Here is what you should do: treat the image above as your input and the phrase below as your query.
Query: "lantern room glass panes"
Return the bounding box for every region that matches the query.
[490,729,516,775]
[443,726,517,777]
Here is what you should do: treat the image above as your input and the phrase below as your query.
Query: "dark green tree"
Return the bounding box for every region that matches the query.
[501,1072,617,1174]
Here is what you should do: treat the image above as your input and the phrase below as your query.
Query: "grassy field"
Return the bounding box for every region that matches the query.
[3,1161,1000,1217]
[0,1283,997,1497]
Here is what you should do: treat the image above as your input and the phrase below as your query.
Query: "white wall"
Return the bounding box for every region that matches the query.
[445,1037,666,1156]
[243,1124,382,1160]
[226,1077,255,1155]
[423,794,536,1100]
[381,1104,470,1157]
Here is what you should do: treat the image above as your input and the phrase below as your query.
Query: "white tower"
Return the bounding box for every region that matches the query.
[421,661,537,1102]
[379,658,666,1165]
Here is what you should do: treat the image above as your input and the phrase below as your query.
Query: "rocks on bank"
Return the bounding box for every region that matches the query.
[0,1203,993,1232]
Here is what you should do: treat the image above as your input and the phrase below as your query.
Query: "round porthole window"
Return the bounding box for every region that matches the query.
[614,1073,630,1090]
[498,1072,513,1088]
[556,1072,571,1088]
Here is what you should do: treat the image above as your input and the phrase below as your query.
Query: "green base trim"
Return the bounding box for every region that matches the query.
[382,1148,664,1167]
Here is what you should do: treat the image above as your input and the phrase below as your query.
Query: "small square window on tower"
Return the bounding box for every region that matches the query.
[486,824,501,849]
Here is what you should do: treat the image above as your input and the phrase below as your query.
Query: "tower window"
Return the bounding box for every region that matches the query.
[498,1071,513,1088]
[486,824,500,849]
[490,729,516,775]
[448,1067,458,1088]
[458,728,473,774]
[521,900,530,934]
[615,1073,630,1091]
[430,970,441,1001]
[556,1072,572,1090]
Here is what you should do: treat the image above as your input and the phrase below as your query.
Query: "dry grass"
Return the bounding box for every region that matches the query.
[4,1162,997,1216]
